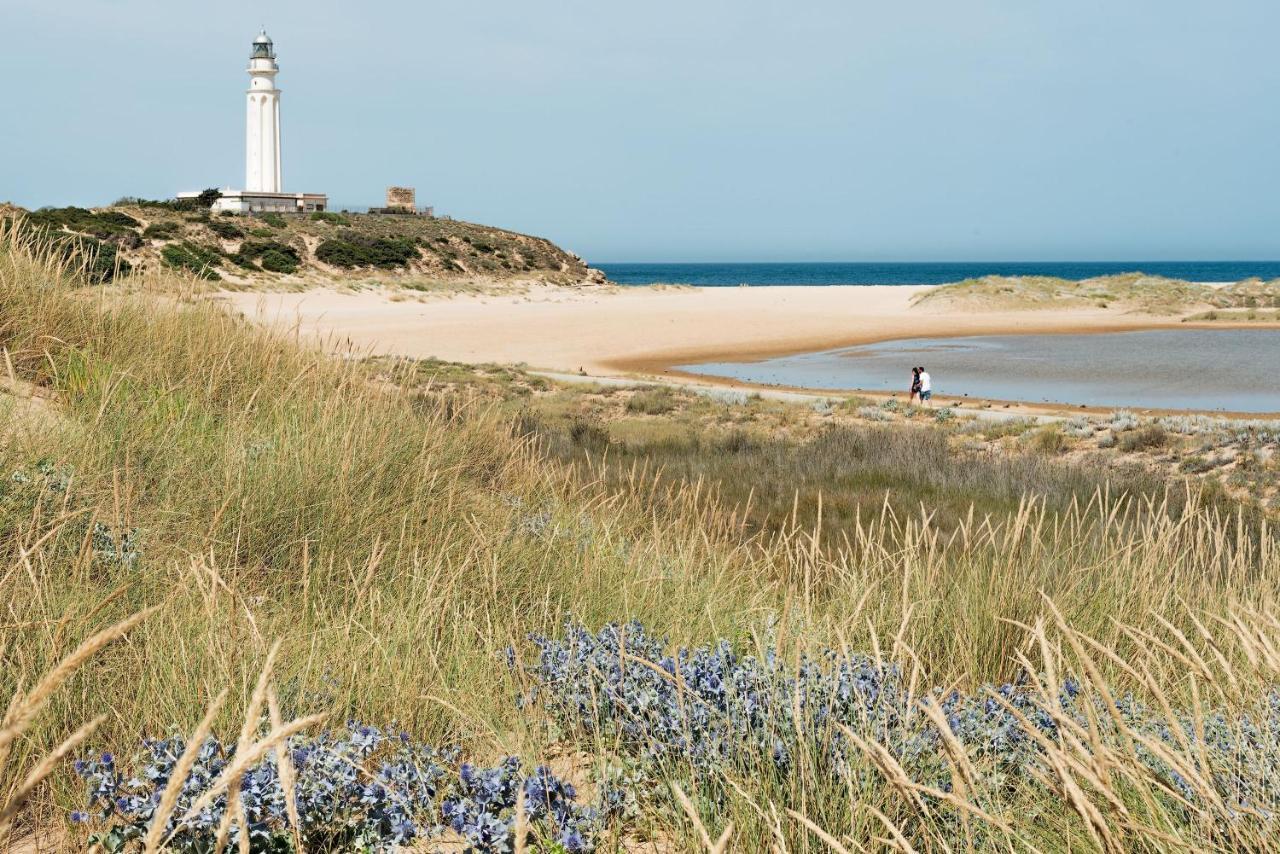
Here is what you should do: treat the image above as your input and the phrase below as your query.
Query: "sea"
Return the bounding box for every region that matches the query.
[597,261,1280,287]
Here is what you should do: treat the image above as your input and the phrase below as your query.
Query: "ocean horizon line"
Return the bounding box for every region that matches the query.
[596,260,1280,288]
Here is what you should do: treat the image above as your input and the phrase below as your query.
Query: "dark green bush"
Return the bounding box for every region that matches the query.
[142,222,179,240]
[52,235,132,283]
[315,233,418,269]
[248,228,275,239]
[259,213,287,228]
[161,242,221,279]
[239,240,299,263]
[310,211,349,225]
[208,219,244,240]
[259,249,299,274]
[118,189,220,212]
[26,207,139,239]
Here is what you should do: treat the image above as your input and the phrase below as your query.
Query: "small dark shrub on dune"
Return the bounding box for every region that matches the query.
[26,207,140,240]
[160,242,221,279]
[1118,424,1168,453]
[40,234,132,283]
[141,221,179,240]
[207,218,244,240]
[259,248,299,273]
[315,233,418,270]
[310,211,349,225]
[238,240,301,273]
[259,212,287,228]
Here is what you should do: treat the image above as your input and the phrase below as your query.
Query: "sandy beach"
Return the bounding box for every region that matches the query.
[218,284,1194,381]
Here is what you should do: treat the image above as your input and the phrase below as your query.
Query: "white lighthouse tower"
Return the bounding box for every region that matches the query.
[186,31,327,214]
[245,31,283,193]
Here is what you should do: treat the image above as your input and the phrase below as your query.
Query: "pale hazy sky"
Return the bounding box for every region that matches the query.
[4,0,1278,262]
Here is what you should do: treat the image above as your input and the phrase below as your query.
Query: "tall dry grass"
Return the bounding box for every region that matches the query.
[1,224,1279,849]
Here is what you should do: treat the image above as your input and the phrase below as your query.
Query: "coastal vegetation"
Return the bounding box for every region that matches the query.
[4,229,1280,850]
[2,201,600,288]
[914,272,1280,314]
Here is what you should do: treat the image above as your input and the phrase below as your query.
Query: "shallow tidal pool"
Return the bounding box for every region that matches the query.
[681,329,1280,413]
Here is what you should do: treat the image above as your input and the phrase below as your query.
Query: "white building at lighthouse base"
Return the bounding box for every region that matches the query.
[178,189,329,214]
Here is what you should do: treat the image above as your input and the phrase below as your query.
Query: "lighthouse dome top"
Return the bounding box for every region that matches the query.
[251,30,275,58]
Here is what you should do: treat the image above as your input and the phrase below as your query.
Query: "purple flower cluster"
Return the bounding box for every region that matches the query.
[517,620,1280,820]
[73,722,598,853]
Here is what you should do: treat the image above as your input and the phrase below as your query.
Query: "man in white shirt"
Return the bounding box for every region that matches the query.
[918,368,932,406]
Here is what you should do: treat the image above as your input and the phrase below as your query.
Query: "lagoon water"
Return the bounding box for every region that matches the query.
[681,329,1280,413]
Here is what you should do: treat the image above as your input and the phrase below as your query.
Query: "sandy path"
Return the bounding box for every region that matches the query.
[217,285,1182,379]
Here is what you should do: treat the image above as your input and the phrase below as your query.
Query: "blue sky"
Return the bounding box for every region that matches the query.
[4,0,1278,262]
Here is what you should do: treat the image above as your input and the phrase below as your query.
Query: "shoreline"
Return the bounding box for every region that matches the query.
[216,283,1280,419]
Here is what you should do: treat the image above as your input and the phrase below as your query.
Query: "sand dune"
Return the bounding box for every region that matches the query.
[218,284,1192,380]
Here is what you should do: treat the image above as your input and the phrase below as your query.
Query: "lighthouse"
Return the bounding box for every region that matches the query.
[184,31,327,214]
[245,31,283,193]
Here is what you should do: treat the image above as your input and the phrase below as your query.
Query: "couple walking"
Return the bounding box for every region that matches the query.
[909,366,932,406]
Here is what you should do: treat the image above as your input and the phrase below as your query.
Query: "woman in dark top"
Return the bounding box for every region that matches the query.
[909,366,922,403]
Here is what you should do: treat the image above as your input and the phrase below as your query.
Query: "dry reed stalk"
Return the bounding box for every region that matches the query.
[142,690,229,853]
[166,713,327,844]
[266,689,303,854]
[671,782,733,853]
[863,805,918,854]
[0,607,155,776]
[0,713,105,841]
[785,808,853,854]
[514,782,526,854]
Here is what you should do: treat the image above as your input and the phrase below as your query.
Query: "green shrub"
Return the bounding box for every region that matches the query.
[160,241,221,279]
[114,190,219,213]
[259,213,287,228]
[310,211,349,225]
[142,222,179,240]
[208,219,244,240]
[259,249,299,274]
[240,240,299,263]
[248,228,275,238]
[49,234,132,283]
[26,207,139,239]
[315,234,418,269]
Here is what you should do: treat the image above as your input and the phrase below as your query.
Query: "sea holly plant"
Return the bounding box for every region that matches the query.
[73,621,1280,848]
[72,722,601,852]
[2,459,143,570]
[511,619,1280,840]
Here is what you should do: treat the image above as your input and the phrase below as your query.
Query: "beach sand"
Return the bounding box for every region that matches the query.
[218,284,1191,380]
